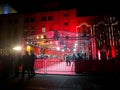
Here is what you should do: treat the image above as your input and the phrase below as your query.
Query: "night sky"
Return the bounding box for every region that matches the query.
[0,0,119,16]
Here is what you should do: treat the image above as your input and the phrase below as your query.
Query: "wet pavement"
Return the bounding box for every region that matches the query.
[0,73,120,90]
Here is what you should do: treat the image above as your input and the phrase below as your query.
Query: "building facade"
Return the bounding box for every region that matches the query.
[0,8,119,60]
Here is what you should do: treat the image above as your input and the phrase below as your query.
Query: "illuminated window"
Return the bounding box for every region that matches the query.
[42,27,46,32]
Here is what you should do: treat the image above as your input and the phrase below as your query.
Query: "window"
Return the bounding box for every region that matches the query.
[64,22,69,26]
[42,16,47,21]
[48,16,53,21]
[42,27,46,32]
[31,18,35,22]
[24,31,28,37]
[63,14,69,17]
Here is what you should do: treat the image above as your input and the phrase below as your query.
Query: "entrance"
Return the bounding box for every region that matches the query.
[25,30,93,75]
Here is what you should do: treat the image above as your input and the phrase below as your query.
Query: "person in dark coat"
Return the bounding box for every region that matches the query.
[21,51,31,79]
[65,54,71,66]
[30,50,36,77]
[13,52,21,78]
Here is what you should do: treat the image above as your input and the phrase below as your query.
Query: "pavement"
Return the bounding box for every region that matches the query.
[0,73,120,90]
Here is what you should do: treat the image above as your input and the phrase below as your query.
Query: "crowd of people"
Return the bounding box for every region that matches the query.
[21,50,36,79]
[0,50,36,79]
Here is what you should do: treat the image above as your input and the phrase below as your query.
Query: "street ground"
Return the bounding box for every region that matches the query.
[0,73,120,90]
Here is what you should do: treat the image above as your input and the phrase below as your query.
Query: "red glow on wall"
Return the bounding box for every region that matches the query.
[97,50,101,60]
[111,46,116,58]
[34,9,77,34]
[35,47,39,55]
[24,9,98,60]
[106,51,108,60]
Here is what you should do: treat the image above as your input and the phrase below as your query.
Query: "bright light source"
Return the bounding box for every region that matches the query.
[56,47,60,51]
[26,42,29,44]
[26,45,31,52]
[62,49,64,52]
[36,36,39,39]
[73,48,76,51]
[41,35,44,39]
[13,46,22,51]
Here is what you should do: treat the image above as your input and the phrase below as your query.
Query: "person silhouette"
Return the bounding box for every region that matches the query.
[13,52,21,78]
[65,54,71,66]
[21,51,31,79]
[29,50,36,77]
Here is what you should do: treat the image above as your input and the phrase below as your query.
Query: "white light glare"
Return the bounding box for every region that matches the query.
[56,47,60,51]
[73,48,77,51]
[62,49,64,52]
[13,46,22,51]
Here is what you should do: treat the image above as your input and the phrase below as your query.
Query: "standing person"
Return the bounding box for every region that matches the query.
[72,54,76,61]
[21,51,31,79]
[30,50,36,77]
[65,54,71,66]
[13,52,21,78]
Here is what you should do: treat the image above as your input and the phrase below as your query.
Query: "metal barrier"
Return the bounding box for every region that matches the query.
[34,59,75,74]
